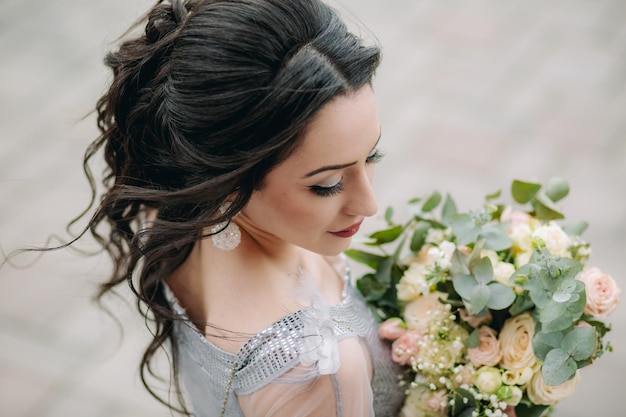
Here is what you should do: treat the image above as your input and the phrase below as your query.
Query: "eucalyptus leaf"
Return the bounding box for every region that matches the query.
[541,313,574,333]
[422,191,442,212]
[542,348,577,386]
[545,177,569,202]
[535,192,565,220]
[509,291,535,316]
[539,300,567,324]
[450,249,470,278]
[533,331,564,361]
[487,282,516,310]
[511,180,541,204]
[562,220,588,237]
[449,213,481,246]
[453,274,478,300]
[469,284,491,314]
[481,223,513,251]
[466,328,480,348]
[472,256,494,284]
[561,326,597,361]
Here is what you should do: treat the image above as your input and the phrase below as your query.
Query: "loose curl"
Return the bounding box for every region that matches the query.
[80,0,380,413]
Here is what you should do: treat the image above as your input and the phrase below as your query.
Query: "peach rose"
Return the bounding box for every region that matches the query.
[468,326,502,367]
[379,317,406,341]
[499,312,537,370]
[578,267,621,317]
[526,369,580,406]
[391,330,423,365]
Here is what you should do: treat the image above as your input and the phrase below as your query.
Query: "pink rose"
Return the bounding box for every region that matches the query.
[578,267,621,317]
[403,292,447,333]
[379,317,406,341]
[427,389,448,412]
[459,308,492,328]
[468,326,502,367]
[391,330,423,365]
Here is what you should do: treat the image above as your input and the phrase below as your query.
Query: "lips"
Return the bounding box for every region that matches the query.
[329,219,364,238]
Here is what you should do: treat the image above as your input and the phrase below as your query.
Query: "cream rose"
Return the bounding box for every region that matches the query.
[526,369,580,406]
[578,267,621,317]
[403,292,447,333]
[532,222,572,257]
[468,326,502,367]
[493,261,516,286]
[400,384,447,417]
[499,312,537,370]
[501,206,534,254]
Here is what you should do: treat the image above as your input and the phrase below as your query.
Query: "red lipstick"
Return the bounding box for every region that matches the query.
[329,219,364,238]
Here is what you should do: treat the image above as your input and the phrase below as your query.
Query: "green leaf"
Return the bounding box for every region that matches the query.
[487,282,516,310]
[344,249,386,270]
[422,191,442,212]
[375,256,394,286]
[512,180,541,204]
[562,220,589,236]
[542,348,577,386]
[514,403,549,417]
[469,284,491,314]
[409,221,430,252]
[441,193,458,221]
[472,256,494,284]
[384,206,394,224]
[542,313,574,333]
[466,328,480,348]
[545,177,569,202]
[539,300,567,324]
[561,326,597,361]
[367,225,404,245]
[485,189,501,200]
[533,331,564,361]
[356,274,387,301]
[450,388,476,417]
[535,191,565,220]
[453,274,478,300]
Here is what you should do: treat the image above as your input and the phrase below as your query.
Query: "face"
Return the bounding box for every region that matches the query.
[238,85,382,256]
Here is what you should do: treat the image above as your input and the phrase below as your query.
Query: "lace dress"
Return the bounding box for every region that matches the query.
[165,258,405,417]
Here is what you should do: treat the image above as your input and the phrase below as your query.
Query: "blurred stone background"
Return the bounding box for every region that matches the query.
[1,0,624,415]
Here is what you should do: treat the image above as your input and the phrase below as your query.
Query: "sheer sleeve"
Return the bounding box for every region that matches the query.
[237,337,374,417]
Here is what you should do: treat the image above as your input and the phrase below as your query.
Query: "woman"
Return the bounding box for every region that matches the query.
[87,0,405,415]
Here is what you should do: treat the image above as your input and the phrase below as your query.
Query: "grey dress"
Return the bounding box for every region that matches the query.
[165,259,405,417]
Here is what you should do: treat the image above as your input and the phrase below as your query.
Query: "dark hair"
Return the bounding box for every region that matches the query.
[85,0,380,413]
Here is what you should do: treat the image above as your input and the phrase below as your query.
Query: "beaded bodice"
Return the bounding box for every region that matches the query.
[166,263,405,417]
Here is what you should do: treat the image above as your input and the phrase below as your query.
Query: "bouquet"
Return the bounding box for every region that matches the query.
[346,178,620,417]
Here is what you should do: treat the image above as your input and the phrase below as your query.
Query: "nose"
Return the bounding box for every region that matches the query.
[344,168,378,217]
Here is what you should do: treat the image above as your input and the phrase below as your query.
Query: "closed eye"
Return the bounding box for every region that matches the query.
[309,181,344,197]
[366,148,385,164]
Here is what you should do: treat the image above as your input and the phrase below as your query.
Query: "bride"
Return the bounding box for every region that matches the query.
[83,0,404,415]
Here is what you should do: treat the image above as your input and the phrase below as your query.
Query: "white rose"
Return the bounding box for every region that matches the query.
[397,263,430,301]
[493,261,516,286]
[532,222,572,257]
[526,369,580,406]
[403,292,447,333]
[474,366,502,394]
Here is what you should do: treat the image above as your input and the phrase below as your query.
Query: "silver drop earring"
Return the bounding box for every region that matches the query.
[211,202,241,251]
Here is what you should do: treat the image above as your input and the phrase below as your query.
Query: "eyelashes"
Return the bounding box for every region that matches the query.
[309,148,385,197]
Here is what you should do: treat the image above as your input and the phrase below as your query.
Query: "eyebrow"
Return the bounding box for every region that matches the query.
[302,130,382,179]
